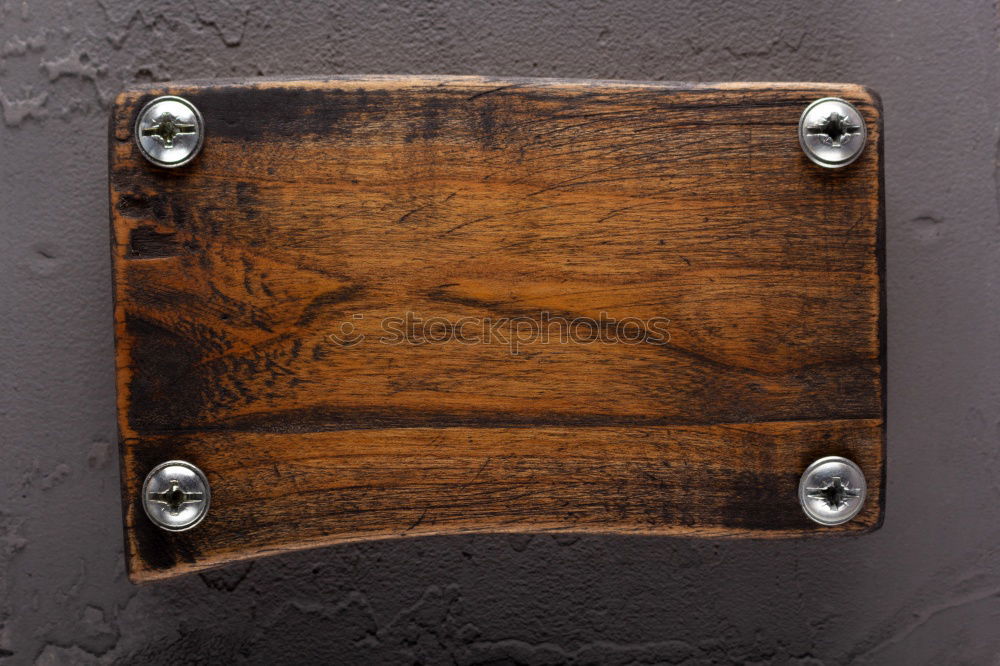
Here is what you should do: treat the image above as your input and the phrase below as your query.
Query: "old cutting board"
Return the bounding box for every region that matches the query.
[109,76,884,582]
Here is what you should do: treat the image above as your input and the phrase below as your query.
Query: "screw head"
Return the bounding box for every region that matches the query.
[141,460,211,531]
[134,96,204,168]
[798,456,866,526]
[798,97,867,168]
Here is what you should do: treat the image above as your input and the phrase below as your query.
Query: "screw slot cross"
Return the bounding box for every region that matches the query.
[805,111,861,148]
[141,111,196,148]
[806,476,860,510]
[148,478,204,515]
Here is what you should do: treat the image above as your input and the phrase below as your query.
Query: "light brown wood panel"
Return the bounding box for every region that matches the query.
[109,76,884,581]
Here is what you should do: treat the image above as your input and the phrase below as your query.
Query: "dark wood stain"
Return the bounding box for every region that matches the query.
[186,86,393,141]
[128,225,180,259]
[109,76,885,581]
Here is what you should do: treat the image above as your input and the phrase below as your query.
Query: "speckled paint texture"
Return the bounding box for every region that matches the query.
[2,1,999,663]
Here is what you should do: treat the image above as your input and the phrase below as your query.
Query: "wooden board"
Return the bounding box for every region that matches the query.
[109,76,885,582]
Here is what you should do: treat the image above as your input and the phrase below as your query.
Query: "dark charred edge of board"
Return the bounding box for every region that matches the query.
[131,505,179,574]
[109,101,138,583]
[873,85,888,533]
[124,315,203,434]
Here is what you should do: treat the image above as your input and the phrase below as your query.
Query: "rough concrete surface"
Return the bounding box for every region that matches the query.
[2,0,999,663]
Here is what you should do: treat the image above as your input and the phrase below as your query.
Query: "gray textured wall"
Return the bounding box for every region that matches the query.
[2,1,999,664]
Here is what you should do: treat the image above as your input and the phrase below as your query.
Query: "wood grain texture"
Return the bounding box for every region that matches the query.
[109,76,884,582]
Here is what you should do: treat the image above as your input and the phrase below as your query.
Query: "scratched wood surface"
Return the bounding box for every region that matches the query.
[109,76,884,582]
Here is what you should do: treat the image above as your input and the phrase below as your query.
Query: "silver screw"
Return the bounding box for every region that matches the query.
[798,97,867,168]
[798,456,866,526]
[142,460,211,531]
[134,96,204,168]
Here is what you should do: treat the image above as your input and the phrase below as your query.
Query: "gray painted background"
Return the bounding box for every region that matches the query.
[2,0,999,663]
